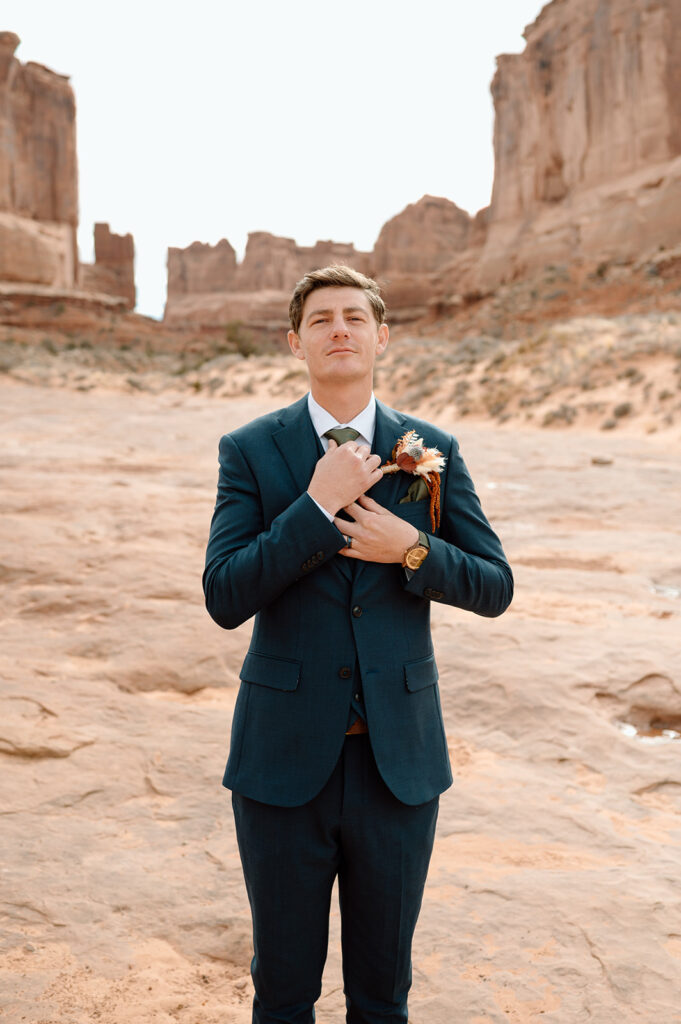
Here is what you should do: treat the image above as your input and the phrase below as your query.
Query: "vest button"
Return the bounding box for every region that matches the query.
[339,666,352,679]
[352,605,362,618]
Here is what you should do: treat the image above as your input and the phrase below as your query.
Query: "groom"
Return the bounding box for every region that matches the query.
[203,264,513,1023]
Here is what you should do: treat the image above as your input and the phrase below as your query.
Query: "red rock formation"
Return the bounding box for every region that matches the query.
[164,232,371,325]
[373,196,472,276]
[79,223,136,309]
[0,32,78,288]
[369,196,476,318]
[470,0,681,291]
[167,238,238,296]
[164,0,681,328]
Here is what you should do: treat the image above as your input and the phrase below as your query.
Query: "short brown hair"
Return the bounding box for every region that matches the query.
[288,264,386,334]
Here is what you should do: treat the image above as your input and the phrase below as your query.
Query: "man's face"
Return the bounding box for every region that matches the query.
[287,286,389,388]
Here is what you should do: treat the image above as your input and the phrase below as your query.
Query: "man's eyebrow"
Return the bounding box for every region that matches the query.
[306,306,368,322]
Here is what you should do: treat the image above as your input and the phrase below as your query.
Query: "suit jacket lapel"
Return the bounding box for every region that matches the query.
[272,394,352,582]
[272,395,323,496]
[367,400,408,508]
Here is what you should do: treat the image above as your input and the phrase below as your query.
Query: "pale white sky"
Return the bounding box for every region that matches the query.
[6,0,545,318]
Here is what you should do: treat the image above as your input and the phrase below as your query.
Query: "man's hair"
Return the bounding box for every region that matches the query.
[288,264,386,334]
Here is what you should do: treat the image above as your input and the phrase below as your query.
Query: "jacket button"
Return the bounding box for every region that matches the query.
[339,666,352,679]
[317,551,324,559]
[352,605,362,618]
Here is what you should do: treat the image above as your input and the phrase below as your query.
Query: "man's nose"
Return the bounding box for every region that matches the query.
[330,315,350,337]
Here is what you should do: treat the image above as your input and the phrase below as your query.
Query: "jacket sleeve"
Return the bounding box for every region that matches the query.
[203,433,346,630]
[403,435,513,617]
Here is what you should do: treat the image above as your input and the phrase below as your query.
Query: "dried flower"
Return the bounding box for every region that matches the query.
[381,430,446,530]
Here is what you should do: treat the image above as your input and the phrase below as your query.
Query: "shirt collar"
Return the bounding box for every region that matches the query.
[307,392,376,447]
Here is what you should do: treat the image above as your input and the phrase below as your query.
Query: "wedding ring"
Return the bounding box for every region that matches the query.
[345,536,352,549]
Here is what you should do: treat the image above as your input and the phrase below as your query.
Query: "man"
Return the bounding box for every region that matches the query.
[203,265,512,1023]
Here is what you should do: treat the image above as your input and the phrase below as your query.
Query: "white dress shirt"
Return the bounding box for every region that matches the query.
[306,392,376,520]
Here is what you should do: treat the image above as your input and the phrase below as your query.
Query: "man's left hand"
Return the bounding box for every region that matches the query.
[335,495,418,563]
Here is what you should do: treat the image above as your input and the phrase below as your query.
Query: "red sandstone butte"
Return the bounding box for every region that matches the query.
[164,0,681,328]
[0,31,77,288]
[0,32,136,310]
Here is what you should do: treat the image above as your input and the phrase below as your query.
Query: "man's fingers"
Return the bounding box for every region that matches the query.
[327,438,338,450]
[342,501,368,522]
[333,515,360,535]
[357,494,385,512]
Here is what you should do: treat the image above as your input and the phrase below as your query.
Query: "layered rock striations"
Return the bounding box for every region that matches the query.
[461,0,681,293]
[166,0,681,328]
[79,223,136,309]
[0,31,77,288]
[163,200,468,326]
[371,196,480,313]
[164,231,371,325]
[1,33,136,310]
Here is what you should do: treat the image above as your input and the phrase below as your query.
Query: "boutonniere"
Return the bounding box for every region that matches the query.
[381,430,446,530]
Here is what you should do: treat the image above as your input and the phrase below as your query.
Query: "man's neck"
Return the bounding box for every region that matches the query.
[309,383,373,424]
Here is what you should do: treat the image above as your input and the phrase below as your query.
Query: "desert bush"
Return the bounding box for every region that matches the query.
[225,321,258,358]
[542,404,577,427]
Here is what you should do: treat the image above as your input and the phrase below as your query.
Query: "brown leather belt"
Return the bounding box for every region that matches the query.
[345,718,369,736]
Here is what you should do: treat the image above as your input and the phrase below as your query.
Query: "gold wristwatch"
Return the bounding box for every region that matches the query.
[402,530,430,570]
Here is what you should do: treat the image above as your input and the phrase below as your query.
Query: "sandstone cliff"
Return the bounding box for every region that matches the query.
[79,222,136,309]
[164,231,371,326]
[165,0,681,329]
[450,0,681,294]
[163,200,470,326]
[0,31,77,288]
[0,33,136,310]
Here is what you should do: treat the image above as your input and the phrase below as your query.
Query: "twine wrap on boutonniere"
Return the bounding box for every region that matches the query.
[381,430,447,531]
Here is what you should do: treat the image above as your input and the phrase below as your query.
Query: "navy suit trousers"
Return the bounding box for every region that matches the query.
[232,734,439,1024]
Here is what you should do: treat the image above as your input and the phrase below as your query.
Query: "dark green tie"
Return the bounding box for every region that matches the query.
[324,427,360,445]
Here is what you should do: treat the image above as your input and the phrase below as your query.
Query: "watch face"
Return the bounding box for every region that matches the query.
[405,545,429,570]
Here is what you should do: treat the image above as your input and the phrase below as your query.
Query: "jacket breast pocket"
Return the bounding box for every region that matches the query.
[389,500,432,528]
[404,654,439,692]
[239,651,301,692]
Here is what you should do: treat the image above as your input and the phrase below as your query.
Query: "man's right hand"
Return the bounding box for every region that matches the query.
[308,439,383,517]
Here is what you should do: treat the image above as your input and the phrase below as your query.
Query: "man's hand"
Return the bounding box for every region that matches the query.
[334,494,419,563]
[308,439,383,517]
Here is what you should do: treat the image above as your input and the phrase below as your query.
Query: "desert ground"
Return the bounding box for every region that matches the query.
[1,334,680,1023]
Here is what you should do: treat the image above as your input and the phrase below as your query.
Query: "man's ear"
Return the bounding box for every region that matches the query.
[376,323,389,356]
[288,330,306,361]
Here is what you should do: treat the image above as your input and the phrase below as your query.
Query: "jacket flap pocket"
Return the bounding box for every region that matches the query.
[240,652,301,691]
[404,654,438,692]
[389,500,431,525]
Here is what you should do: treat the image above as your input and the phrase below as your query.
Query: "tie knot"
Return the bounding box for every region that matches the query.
[324,427,360,446]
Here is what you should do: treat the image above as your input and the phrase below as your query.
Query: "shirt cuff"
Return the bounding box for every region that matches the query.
[307,492,334,522]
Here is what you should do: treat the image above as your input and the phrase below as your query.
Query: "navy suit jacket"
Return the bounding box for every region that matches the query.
[203,395,513,807]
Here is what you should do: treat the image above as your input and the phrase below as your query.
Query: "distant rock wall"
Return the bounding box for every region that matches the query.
[167,239,238,297]
[163,200,476,325]
[373,196,473,276]
[79,223,136,309]
[164,231,372,325]
[0,32,78,288]
[467,0,681,292]
[166,0,681,328]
